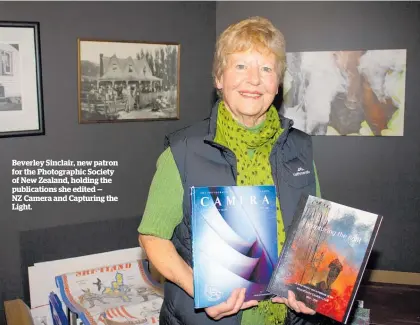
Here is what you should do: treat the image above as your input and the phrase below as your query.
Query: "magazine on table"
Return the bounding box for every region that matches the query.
[55,259,163,325]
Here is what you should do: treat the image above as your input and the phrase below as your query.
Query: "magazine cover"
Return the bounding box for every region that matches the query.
[267,194,382,324]
[55,259,163,325]
[191,185,278,308]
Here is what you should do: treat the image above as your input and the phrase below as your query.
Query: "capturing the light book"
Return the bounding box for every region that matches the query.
[267,194,382,323]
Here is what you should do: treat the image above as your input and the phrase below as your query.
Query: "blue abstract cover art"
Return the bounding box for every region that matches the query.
[191,185,278,308]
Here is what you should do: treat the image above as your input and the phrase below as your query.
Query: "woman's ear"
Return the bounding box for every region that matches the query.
[215,77,223,90]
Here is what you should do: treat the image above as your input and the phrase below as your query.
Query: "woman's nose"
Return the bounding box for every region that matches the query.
[247,66,261,85]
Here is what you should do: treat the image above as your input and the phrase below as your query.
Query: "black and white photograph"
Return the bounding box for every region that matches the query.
[78,39,180,123]
[0,43,21,111]
[0,21,44,138]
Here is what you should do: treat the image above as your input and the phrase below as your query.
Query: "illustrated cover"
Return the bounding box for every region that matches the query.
[55,259,163,325]
[267,194,382,324]
[191,185,278,308]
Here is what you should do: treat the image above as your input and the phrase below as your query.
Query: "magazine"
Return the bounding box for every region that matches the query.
[49,292,68,325]
[267,194,382,324]
[191,185,278,308]
[55,259,163,325]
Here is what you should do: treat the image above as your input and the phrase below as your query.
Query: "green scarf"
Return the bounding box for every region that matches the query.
[214,101,288,325]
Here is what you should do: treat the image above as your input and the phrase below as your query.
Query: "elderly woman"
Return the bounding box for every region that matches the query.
[138,16,323,325]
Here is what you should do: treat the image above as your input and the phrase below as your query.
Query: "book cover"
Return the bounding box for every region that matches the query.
[191,185,278,308]
[267,194,382,324]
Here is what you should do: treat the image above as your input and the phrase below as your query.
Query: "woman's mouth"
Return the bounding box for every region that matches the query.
[239,91,262,98]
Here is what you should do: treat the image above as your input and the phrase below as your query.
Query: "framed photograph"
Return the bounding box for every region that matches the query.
[78,39,180,123]
[0,21,44,138]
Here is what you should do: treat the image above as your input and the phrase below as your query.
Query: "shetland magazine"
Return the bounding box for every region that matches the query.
[55,259,163,325]
[191,185,278,308]
[267,194,382,324]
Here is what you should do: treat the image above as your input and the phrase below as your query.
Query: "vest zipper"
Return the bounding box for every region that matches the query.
[204,139,238,182]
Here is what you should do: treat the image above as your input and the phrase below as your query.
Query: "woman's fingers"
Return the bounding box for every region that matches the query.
[241,299,259,310]
[271,296,287,305]
[272,291,316,315]
[287,290,301,313]
[205,288,247,320]
[205,289,261,320]
[297,301,316,315]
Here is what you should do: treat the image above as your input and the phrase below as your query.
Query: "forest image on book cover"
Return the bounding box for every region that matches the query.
[268,195,382,323]
[191,185,278,308]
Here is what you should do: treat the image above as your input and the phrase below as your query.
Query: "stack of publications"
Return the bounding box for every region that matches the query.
[54,259,163,325]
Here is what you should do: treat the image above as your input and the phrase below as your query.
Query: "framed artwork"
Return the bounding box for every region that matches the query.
[281,49,406,136]
[0,21,44,138]
[77,39,180,123]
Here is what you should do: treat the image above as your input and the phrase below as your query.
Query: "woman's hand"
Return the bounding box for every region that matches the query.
[205,288,258,320]
[271,290,316,315]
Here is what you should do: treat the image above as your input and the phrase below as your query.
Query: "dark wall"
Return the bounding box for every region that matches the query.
[0,1,216,322]
[216,2,420,272]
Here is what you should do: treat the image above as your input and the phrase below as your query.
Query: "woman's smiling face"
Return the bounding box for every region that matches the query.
[216,49,280,127]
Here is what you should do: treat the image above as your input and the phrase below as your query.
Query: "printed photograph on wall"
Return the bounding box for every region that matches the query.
[0,21,44,138]
[281,49,407,136]
[78,39,180,123]
[0,44,20,111]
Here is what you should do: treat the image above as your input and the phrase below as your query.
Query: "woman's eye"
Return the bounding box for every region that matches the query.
[262,66,272,72]
[236,64,246,70]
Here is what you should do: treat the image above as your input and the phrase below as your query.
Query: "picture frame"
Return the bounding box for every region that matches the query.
[0,21,44,138]
[77,38,181,123]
